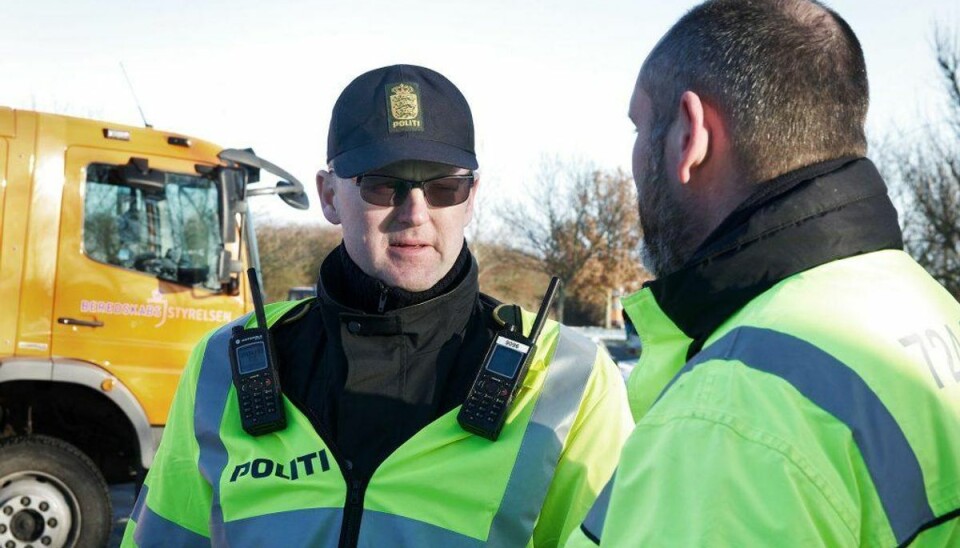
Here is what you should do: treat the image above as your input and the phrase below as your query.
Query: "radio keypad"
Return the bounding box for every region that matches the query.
[239,375,279,423]
[461,374,513,425]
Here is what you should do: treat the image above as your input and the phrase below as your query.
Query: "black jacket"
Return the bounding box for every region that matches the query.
[272,247,499,486]
[648,156,904,358]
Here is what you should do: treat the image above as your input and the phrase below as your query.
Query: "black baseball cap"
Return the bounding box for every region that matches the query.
[327,64,478,178]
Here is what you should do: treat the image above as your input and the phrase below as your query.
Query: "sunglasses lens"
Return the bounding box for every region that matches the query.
[357,175,472,207]
[358,176,400,207]
[423,178,472,207]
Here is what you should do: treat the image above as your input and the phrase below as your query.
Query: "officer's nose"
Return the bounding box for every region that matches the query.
[394,188,429,227]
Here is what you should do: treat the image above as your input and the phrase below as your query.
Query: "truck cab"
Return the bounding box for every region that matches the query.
[0,107,307,547]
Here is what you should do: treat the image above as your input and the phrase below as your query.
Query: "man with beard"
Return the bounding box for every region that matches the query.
[125,64,633,547]
[571,0,960,545]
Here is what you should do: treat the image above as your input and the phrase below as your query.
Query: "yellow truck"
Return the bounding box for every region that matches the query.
[0,107,307,547]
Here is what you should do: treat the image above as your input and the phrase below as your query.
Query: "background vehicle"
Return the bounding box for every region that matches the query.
[286,286,317,300]
[0,107,307,547]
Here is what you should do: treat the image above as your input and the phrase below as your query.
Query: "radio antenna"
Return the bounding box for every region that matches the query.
[120,62,152,128]
[529,277,561,343]
[247,268,268,329]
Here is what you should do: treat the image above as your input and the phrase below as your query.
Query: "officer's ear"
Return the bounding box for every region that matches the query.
[667,91,710,185]
[317,169,342,225]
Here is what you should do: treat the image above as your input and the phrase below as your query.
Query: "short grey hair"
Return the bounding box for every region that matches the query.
[642,0,869,183]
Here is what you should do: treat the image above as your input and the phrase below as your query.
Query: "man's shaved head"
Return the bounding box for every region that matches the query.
[641,0,869,183]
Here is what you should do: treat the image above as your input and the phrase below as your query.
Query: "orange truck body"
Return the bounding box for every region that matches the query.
[0,106,304,476]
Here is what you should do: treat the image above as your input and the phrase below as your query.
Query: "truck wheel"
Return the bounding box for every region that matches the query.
[0,435,111,548]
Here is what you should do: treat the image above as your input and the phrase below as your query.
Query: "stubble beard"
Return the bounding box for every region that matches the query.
[638,145,696,279]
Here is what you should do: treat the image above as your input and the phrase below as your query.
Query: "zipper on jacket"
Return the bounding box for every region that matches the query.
[377,282,389,313]
[284,393,369,548]
[340,478,367,548]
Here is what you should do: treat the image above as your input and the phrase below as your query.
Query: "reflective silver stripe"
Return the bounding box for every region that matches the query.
[191,313,347,546]
[358,510,483,547]
[224,507,343,545]
[194,315,248,545]
[580,474,614,544]
[486,325,598,546]
[131,485,209,547]
[354,327,598,547]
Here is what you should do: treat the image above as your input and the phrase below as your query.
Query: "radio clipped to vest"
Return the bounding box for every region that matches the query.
[229,268,287,436]
[458,276,561,441]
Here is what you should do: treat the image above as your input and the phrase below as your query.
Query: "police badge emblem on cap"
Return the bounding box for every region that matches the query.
[386,83,424,132]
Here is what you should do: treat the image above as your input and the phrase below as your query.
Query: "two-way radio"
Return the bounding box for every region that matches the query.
[458,277,561,441]
[229,268,286,436]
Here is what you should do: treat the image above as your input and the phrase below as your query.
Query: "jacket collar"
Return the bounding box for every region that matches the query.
[325,243,471,314]
[646,157,903,355]
[316,244,480,352]
[621,289,692,421]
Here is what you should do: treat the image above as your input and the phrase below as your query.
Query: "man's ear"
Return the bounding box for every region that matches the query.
[463,175,480,226]
[669,91,710,184]
[317,169,342,225]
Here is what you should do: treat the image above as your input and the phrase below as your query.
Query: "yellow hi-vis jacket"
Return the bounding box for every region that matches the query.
[570,158,960,546]
[123,300,633,547]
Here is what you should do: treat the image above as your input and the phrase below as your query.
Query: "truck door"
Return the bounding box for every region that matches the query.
[52,147,245,425]
[0,137,9,356]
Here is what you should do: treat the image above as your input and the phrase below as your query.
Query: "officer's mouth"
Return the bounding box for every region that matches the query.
[388,241,433,256]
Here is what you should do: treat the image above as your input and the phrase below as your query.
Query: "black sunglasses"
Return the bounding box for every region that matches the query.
[354,173,474,208]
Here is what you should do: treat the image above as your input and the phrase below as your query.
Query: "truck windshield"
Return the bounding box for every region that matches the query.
[82,163,224,289]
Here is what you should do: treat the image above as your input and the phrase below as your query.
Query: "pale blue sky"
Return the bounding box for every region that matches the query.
[1,0,957,224]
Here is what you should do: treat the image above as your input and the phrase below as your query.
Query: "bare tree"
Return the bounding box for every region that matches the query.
[502,158,647,323]
[569,169,649,325]
[256,221,342,302]
[884,25,960,298]
[466,186,514,282]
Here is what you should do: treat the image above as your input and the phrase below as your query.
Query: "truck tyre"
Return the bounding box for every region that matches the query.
[0,435,111,548]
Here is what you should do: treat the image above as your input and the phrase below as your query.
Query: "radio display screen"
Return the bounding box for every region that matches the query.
[486,344,525,378]
[236,342,268,374]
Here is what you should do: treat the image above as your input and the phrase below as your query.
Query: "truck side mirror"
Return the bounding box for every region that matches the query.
[277,180,309,210]
[218,168,245,244]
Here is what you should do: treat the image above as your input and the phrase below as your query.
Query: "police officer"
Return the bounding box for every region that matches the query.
[124,64,633,547]
[573,0,960,545]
